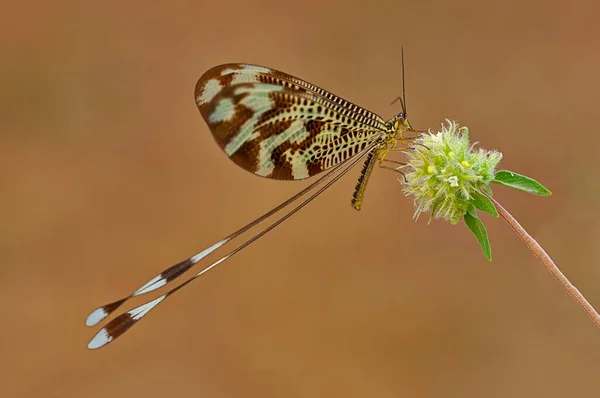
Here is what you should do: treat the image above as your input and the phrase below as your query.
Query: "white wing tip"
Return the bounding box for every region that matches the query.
[88,329,113,350]
[131,295,167,320]
[85,307,108,327]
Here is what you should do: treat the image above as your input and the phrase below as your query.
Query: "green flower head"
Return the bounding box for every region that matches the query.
[402,120,502,224]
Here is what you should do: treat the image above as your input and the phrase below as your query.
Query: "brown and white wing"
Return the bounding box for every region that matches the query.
[195,64,388,180]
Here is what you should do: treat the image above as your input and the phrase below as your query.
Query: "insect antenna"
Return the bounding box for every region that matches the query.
[401,45,407,116]
[390,48,408,115]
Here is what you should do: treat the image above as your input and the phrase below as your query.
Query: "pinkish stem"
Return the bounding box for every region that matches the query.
[486,194,600,330]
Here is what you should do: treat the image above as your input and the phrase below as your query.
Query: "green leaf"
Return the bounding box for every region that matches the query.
[466,203,477,217]
[464,210,492,261]
[481,183,493,197]
[469,190,499,217]
[492,170,551,196]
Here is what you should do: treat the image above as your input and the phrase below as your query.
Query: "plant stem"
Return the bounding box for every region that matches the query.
[486,194,600,331]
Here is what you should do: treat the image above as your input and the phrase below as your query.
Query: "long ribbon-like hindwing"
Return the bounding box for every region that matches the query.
[87,143,378,349]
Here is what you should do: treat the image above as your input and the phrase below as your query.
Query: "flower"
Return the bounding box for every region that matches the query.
[402,120,502,224]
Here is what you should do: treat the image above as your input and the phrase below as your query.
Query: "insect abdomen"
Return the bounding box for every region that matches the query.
[351,148,379,211]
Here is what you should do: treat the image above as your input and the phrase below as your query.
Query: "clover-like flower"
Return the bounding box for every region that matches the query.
[400,118,555,261]
[402,120,502,225]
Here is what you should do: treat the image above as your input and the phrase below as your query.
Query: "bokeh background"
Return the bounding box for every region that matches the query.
[3,0,600,397]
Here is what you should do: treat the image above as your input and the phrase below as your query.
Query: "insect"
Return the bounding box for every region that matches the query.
[86,51,418,349]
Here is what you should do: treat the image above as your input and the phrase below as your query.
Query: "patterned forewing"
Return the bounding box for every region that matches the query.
[195,64,388,180]
[197,64,387,130]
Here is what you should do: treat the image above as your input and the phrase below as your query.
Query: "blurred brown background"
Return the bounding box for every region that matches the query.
[2,0,600,397]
